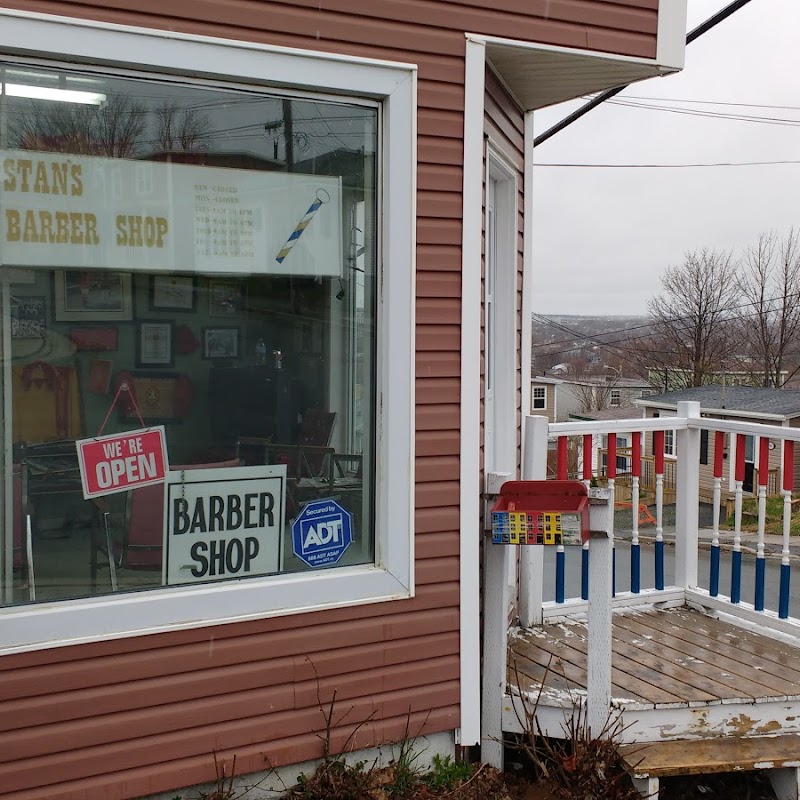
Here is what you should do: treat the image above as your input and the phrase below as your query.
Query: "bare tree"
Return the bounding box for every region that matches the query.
[12,92,147,157]
[646,248,742,389]
[564,365,619,413]
[155,103,211,152]
[738,230,800,387]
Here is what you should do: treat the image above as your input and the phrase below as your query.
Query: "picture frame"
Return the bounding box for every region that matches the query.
[208,279,246,317]
[150,275,197,311]
[54,270,133,322]
[202,327,239,360]
[11,296,46,339]
[69,327,119,352]
[136,321,174,367]
[87,359,113,395]
[118,371,191,423]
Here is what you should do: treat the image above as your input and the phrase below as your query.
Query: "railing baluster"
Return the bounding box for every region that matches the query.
[654,429,665,590]
[780,440,794,619]
[557,436,568,480]
[731,433,745,604]
[555,436,568,602]
[582,433,592,600]
[607,433,616,598]
[755,437,770,611]
[631,431,641,594]
[710,430,725,597]
[556,547,565,603]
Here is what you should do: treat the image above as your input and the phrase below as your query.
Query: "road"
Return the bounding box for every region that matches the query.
[541,540,800,616]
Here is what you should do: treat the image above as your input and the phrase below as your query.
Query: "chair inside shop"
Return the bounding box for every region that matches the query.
[12,464,35,600]
[236,409,337,515]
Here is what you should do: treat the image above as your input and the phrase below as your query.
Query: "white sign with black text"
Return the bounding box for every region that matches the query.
[163,465,286,585]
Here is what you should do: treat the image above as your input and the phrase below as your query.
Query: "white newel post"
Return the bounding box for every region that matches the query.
[587,487,613,738]
[675,401,701,591]
[519,414,548,627]
[481,470,511,768]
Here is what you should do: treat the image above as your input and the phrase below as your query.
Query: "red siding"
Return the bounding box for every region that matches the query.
[0,1,660,797]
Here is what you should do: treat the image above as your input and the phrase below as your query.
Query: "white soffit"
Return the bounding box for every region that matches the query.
[484,41,676,111]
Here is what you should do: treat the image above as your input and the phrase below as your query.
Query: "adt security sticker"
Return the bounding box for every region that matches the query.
[292,499,352,568]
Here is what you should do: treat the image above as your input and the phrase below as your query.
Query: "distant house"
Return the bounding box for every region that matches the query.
[636,385,800,502]
[531,374,654,423]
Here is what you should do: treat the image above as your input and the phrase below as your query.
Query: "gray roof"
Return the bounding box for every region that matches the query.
[568,405,644,422]
[637,384,800,418]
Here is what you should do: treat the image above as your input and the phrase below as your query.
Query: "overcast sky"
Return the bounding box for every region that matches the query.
[531,0,800,317]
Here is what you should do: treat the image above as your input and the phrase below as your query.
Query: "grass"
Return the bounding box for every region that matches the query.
[724,495,800,535]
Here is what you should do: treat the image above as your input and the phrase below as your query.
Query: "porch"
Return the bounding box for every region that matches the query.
[483,402,800,799]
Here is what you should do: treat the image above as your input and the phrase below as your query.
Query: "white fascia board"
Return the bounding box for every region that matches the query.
[657,0,688,70]
[468,31,679,72]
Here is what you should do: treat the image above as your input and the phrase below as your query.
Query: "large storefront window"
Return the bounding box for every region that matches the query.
[0,64,377,605]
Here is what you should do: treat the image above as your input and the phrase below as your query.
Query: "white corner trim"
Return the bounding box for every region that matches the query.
[457,36,485,749]
[657,0,688,70]
[521,110,534,426]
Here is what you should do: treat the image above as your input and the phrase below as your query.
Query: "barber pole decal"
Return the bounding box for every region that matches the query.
[275,189,330,264]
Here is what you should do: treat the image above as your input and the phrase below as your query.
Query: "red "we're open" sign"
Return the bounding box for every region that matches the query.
[76,427,169,499]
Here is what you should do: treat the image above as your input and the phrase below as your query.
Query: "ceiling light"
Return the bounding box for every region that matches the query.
[3,83,107,106]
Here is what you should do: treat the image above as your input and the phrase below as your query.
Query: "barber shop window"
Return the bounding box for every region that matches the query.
[0,64,377,606]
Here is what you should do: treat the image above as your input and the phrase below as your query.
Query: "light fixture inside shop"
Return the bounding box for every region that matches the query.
[2,83,107,106]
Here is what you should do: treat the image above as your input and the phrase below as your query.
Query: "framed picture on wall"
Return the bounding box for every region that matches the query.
[136,321,174,367]
[150,275,197,311]
[202,327,239,360]
[11,296,46,338]
[53,270,133,322]
[208,279,246,317]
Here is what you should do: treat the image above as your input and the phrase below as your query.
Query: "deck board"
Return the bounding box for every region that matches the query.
[613,613,796,700]
[509,607,800,709]
[668,607,800,676]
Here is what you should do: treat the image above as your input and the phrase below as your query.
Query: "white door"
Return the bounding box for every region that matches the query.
[484,151,516,478]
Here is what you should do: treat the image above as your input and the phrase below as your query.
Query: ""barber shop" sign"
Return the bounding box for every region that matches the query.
[163,464,286,585]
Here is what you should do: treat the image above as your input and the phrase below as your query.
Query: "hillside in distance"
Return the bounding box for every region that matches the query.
[532,314,649,347]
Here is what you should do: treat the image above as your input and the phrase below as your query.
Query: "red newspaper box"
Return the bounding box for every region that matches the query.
[491,480,589,545]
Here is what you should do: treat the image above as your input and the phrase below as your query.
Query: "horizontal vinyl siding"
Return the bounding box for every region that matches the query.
[0,1,661,797]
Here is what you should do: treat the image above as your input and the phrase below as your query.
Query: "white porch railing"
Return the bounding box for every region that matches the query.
[481,401,800,766]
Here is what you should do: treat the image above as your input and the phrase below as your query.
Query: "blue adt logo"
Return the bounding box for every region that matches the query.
[292,499,352,568]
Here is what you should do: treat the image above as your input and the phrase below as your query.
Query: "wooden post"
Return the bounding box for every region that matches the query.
[481,471,511,768]
[587,487,612,738]
[675,401,701,591]
[519,415,548,627]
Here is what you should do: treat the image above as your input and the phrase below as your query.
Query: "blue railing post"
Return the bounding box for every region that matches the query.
[581,542,589,600]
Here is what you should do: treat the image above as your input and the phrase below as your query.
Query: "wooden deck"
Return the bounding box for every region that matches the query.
[506,605,800,746]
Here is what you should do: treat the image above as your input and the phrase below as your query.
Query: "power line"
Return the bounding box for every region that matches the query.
[534,160,800,168]
[608,95,800,112]
[606,98,800,127]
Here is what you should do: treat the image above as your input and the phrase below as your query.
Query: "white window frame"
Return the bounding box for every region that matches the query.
[532,386,547,410]
[610,389,621,407]
[0,10,417,655]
